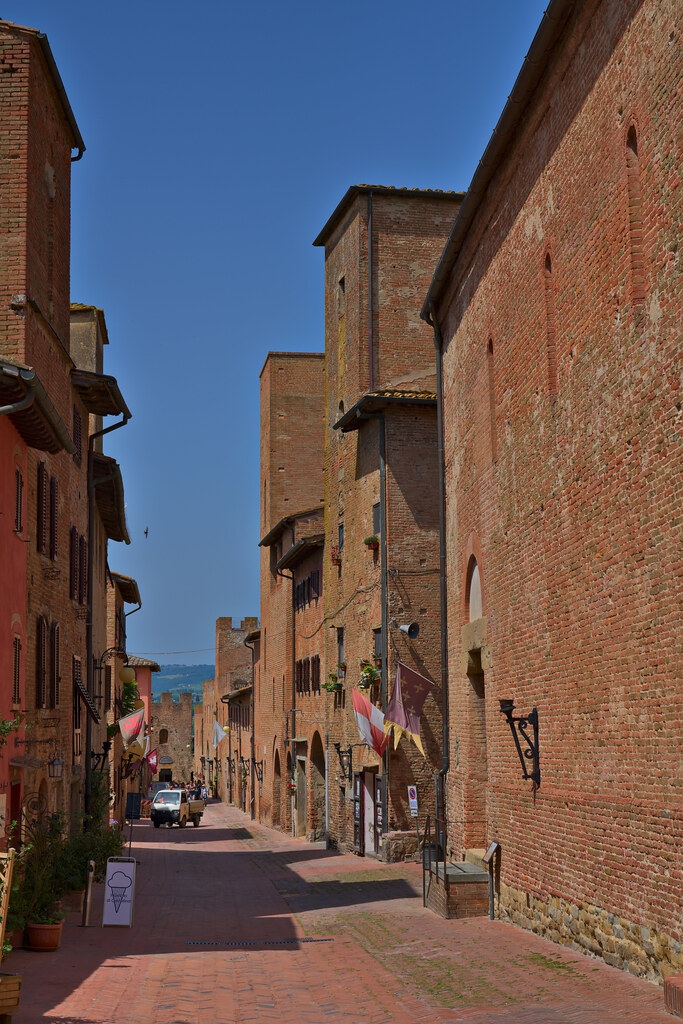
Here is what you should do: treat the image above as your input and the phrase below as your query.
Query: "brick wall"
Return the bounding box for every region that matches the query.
[436,0,683,980]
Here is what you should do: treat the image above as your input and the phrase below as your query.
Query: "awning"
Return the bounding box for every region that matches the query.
[75,678,101,723]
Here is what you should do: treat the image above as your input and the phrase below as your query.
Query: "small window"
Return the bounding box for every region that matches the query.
[372,503,381,536]
[338,522,344,551]
[373,628,382,658]
[159,728,169,744]
[36,616,48,708]
[337,627,345,668]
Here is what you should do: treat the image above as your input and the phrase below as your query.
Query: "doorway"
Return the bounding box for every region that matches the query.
[465,648,488,848]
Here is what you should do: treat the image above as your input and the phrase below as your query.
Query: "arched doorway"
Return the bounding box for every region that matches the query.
[309,732,326,842]
[272,747,281,827]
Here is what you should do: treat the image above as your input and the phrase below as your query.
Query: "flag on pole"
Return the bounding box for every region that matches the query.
[384,662,434,755]
[119,707,145,747]
[352,689,389,758]
[146,748,159,773]
[212,719,227,749]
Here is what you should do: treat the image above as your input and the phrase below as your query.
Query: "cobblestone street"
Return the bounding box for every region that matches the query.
[9,802,674,1023]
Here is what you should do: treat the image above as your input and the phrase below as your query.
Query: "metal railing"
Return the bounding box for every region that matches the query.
[422,814,446,907]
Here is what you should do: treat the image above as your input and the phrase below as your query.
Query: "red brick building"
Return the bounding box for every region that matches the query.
[423,0,683,981]
[256,352,325,836]
[313,185,462,856]
[0,20,132,835]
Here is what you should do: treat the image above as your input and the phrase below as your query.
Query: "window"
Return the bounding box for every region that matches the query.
[36,616,48,708]
[50,623,61,708]
[337,627,345,669]
[78,534,88,605]
[14,468,23,534]
[626,126,646,305]
[372,503,381,537]
[373,628,382,659]
[311,654,320,694]
[338,522,344,551]
[37,463,48,554]
[159,729,169,744]
[12,637,21,706]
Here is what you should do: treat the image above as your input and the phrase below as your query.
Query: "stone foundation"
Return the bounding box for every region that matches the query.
[500,882,683,983]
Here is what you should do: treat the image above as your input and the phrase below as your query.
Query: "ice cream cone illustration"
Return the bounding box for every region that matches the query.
[107,870,132,913]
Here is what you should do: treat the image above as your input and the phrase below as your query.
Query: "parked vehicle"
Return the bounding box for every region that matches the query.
[150,789,205,828]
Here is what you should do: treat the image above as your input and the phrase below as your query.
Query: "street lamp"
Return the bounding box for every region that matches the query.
[498,699,540,786]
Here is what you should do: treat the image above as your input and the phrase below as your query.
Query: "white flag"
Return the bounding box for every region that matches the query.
[212,719,227,749]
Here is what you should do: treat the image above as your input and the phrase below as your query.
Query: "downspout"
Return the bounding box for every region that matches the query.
[244,634,256,820]
[367,190,374,392]
[85,412,130,819]
[425,301,450,850]
[220,691,234,804]
[0,391,35,417]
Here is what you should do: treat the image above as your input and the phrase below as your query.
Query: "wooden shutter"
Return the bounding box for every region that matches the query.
[37,463,48,554]
[69,527,79,600]
[78,535,88,605]
[14,468,23,534]
[50,623,61,707]
[12,637,21,706]
[73,657,82,757]
[72,407,82,465]
[36,617,47,708]
[49,476,58,559]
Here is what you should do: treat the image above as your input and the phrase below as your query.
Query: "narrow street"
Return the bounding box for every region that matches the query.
[10,802,673,1024]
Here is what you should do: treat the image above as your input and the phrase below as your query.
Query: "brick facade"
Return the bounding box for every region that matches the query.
[151,692,194,785]
[426,0,683,981]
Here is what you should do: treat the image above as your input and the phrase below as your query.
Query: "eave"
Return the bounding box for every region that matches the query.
[259,505,324,548]
[110,571,140,605]
[0,360,75,454]
[275,534,324,572]
[93,455,130,544]
[71,369,131,418]
[334,390,437,432]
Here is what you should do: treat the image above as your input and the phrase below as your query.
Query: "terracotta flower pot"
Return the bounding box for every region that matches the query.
[25,921,63,952]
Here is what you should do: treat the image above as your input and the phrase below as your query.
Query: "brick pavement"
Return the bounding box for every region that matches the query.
[7,802,674,1023]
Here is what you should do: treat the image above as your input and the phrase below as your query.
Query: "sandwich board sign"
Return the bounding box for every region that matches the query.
[103,857,136,927]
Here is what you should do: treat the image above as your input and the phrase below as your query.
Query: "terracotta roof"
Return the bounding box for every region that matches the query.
[259,506,324,547]
[125,655,160,672]
[109,571,140,604]
[276,534,325,572]
[71,368,131,418]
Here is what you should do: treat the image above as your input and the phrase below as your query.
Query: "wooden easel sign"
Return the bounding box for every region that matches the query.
[102,857,136,927]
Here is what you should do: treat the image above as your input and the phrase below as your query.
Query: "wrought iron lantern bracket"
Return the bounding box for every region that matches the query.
[499,700,540,787]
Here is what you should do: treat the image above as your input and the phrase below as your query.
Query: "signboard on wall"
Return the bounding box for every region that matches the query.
[407,785,418,818]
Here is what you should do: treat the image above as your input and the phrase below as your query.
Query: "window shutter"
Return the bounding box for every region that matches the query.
[12,637,21,706]
[37,463,48,553]
[69,527,79,600]
[49,476,59,559]
[73,407,82,465]
[14,467,23,534]
[50,623,61,707]
[78,535,88,605]
[73,657,82,757]
[36,617,47,708]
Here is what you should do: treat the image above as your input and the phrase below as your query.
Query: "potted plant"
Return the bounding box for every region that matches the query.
[12,814,66,951]
[359,660,380,690]
[330,544,342,566]
[322,673,342,692]
[364,535,379,550]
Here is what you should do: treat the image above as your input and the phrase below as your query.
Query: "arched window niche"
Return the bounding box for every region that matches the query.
[466,556,483,622]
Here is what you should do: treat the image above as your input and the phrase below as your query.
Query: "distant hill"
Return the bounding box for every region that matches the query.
[152,664,214,702]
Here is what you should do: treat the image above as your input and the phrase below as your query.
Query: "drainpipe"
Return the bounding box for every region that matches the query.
[85,412,129,820]
[425,301,450,854]
[244,634,256,820]
[0,391,35,418]
[367,190,374,392]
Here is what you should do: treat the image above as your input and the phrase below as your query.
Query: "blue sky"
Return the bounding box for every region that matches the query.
[4,1,548,664]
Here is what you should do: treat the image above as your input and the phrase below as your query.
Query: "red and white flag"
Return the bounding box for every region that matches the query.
[119,707,145,747]
[352,689,389,758]
[146,748,159,773]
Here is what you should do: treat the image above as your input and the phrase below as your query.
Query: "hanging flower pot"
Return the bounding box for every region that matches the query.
[364,535,379,551]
